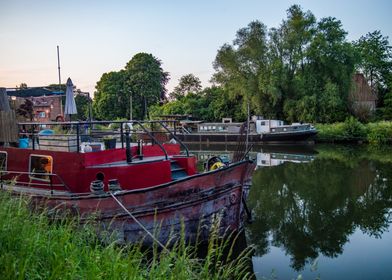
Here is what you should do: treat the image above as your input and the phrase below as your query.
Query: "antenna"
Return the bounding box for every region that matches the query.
[57,46,61,87]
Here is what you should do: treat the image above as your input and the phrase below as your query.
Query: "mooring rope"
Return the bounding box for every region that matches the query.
[108,191,169,252]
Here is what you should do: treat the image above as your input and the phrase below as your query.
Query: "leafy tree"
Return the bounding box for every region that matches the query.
[299,16,356,122]
[75,93,91,120]
[355,31,392,92]
[17,83,28,89]
[125,53,169,119]
[93,53,169,120]
[16,99,34,121]
[150,86,241,122]
[212,5,355,123]
[93,70,128,120]
[170,74,202,99]
[213,20,269,120]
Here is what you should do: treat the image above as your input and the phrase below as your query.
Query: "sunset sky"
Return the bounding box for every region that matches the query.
[1,0,391,95]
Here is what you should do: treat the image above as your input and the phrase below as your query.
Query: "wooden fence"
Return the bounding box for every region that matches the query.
[0,111,19,143]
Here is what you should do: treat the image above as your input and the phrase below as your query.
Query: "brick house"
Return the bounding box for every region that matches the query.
[7,88,63,122]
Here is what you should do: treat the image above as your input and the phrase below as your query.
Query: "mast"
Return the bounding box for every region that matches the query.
[57,45,63,116]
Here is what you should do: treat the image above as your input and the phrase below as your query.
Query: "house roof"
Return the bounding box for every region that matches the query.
[31,96,56,107]
[7,88,63,97]
[349,73,378,102]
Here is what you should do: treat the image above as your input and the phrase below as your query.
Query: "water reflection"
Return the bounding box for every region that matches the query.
[248,145,392,274]
[191,144,392,278]
[189,144,317,168]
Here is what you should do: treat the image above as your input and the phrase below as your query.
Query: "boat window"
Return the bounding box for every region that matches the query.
[260,121,265,125]
[29,155,53,182]
[0,151,7,172]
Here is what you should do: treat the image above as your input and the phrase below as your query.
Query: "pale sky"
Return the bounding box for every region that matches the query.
[1,0,391,96]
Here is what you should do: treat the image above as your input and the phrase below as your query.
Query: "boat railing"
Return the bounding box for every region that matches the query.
[153,120,190,157]
[16,120,189,158]
[0,170,71,194]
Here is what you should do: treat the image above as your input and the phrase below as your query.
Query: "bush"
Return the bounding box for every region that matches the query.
[315,123,346,141]
[342,117,367,140]
[366,121,392,144]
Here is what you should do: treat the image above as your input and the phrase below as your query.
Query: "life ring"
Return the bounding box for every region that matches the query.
[55,115,65,122]
[210,161,225,171]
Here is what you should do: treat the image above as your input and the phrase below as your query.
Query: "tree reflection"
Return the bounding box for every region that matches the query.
[247,146,392,270]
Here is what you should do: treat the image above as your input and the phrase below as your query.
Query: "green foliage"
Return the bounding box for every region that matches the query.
[315,122,346,141]
[93,70,128,120]
[93,53,169,121]
[354,30,392,91]
[366,121,392,144]
[212,5,355,123]
[380,91,392,119]
[342,117,367,140]
[170,74,202,100]
[0,192,253,280]
[75,94,91,120]
[316,120,392,143]
[125,53,169,119]
[150,86,243,121]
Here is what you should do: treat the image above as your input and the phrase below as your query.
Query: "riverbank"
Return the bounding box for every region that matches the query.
[315,118,392,144]
[0,192,252,280]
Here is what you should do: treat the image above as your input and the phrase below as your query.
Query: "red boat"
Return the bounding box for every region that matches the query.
[0,120,255,245]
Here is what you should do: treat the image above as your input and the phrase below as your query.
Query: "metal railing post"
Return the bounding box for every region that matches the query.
[76,122,80,153]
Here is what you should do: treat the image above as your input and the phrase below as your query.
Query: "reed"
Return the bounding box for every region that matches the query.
[0,192,253,280]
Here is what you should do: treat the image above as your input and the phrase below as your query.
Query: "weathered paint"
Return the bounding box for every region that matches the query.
[29,161,254,244]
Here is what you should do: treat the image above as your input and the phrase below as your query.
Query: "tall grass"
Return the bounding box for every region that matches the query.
[0,192,253,279]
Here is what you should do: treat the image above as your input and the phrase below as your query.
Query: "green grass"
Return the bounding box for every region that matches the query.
[0,192,253,280]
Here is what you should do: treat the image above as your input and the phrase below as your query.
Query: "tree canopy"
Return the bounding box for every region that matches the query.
[91,5,391,124]
[170,74,202,100]
[93,53,169,120]
[213,5,356,123]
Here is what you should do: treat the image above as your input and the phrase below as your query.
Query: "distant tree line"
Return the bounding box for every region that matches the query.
[92,5,392,123]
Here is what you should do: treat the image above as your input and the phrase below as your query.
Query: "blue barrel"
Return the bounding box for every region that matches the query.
[19,138,29,148]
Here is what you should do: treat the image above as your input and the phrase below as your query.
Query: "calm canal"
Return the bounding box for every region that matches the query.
[190,144,392,279]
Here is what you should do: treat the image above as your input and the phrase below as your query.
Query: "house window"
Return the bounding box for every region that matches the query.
[38,111,46,118]
[29,155,53,182]
[0,151,7,172]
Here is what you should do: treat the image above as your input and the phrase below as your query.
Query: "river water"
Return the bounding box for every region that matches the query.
[189,144,392,280]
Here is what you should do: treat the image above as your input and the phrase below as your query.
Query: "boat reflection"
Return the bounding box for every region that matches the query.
[188,144,318,168]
